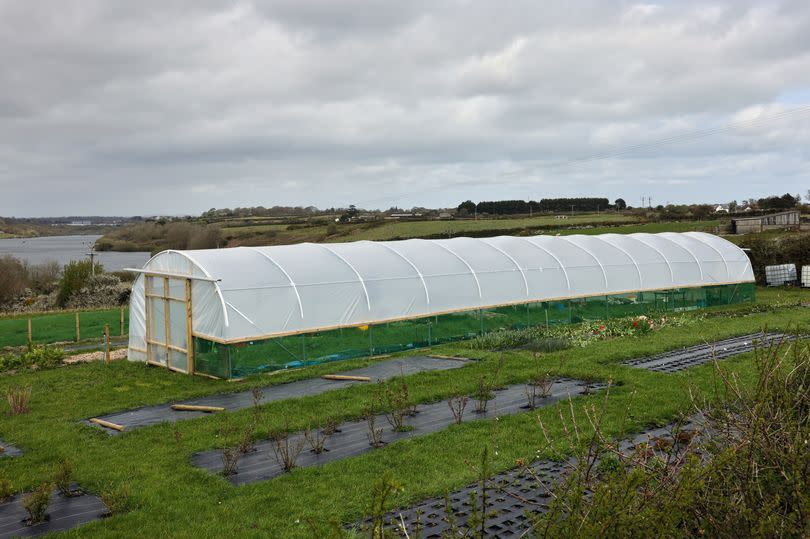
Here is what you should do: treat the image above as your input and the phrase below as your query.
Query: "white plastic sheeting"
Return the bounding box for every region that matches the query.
[127,231,753,356]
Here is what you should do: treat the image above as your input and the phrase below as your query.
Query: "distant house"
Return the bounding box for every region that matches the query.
[714,205,729,213]
[437,212,454,220]
[732,210,800,234]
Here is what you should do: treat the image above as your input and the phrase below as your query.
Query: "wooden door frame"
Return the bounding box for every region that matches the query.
[144,274,194,374]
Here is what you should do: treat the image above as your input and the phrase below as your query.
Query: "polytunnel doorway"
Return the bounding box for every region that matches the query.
[144,275,193,374]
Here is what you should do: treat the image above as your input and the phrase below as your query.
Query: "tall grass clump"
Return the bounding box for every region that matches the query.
[529,336,810,538]
[6,385,32,415]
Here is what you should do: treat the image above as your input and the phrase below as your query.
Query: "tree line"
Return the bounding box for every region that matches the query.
[457,198,615,215]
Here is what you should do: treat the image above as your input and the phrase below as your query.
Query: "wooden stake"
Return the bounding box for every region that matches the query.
[104,324,110,366]
[27,319,32,344]
[75,312,80,342]
[163,277,170,368]
[120,306,125,336]
[185,278,194,375]
[89,418,125,432]
[428,354,469,361]
[321,374,371,382]
[170,404,225,413]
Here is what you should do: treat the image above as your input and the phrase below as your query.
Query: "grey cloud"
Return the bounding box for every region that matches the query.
[0,0,808,216]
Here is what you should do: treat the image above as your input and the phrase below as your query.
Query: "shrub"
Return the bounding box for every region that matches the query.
[188,224,221,249]
[269,429,305,473]
[221,447,240,476]
[0,346,64,373]
[523,383,539,410]
[530,371,554,398]
[473,377,495,414]
[322,417,341,435]
[238,425,256,454]
[367,473,404,539]
[27,261,61,294]
[0,255,29,306]
[54,458,75,497]
[304,421,331,454]
[528,336,810,537]
[0,475,13,501]
[448,394,469,425]
[22,483,52,525]
[25,346,64,369]
[383,380,412,432]
[526,336,571,355]
[57,259,103,307]
[100,483,131,516]
[365,405,384,448]
[740,233,810,284]
[7,385,32,415]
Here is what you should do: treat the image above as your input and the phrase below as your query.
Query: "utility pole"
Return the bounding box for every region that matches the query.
[84,240,96,276]
[570,205,574,217]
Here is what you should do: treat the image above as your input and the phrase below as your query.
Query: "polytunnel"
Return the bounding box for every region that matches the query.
[126,231,755,378]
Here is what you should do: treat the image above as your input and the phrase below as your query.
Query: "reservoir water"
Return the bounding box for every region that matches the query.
[0,235,150,272]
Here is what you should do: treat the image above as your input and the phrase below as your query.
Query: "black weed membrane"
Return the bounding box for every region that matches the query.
[87,355,468,434]
[0,486,107,539]
[361,419,704,538]
[192,379,604,486]
[359,335,810,538]
[623,331,794,372]
[0,440,22,459]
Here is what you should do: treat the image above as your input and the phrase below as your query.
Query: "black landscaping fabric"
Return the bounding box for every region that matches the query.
[87,356,468,434]
[364,419,704,538]
[0,440,22,458]
[0,487,106,539]
[624,332,794,373]
[192,378,604,486]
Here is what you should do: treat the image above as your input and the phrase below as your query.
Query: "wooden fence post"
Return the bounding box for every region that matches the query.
[104,324,110,366]
[75,312,80,342]
[27,319,32,345]
[120,306,125,337]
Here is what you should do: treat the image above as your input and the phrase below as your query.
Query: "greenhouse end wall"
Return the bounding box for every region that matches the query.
[193,283,755,379]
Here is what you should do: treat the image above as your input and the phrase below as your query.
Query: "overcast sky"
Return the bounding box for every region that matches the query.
[1,1,809,216]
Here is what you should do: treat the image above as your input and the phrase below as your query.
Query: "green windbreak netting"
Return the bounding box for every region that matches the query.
[194,283,756,379]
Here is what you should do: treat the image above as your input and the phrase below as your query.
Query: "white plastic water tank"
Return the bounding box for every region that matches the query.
[765,264,797,286]
[802,266,810,288]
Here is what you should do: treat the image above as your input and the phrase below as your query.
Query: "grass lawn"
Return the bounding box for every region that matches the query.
[0,287,807,537]
[0,308,128,349]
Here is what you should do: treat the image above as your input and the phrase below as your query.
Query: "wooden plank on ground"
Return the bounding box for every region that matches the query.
[428,354,469,361]
[321,374,371,382]
[171,404,225,413]
[89,418,125,432]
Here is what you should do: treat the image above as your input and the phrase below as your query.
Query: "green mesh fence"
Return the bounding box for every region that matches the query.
[194,283,755,379]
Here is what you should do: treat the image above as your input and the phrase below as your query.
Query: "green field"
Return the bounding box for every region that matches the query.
[0,287,806,537]
[220,212,725,247]
[0,308,128,348]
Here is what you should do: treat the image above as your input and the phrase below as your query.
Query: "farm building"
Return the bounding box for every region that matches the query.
[126,232,755,379]
[732,210,800,234]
